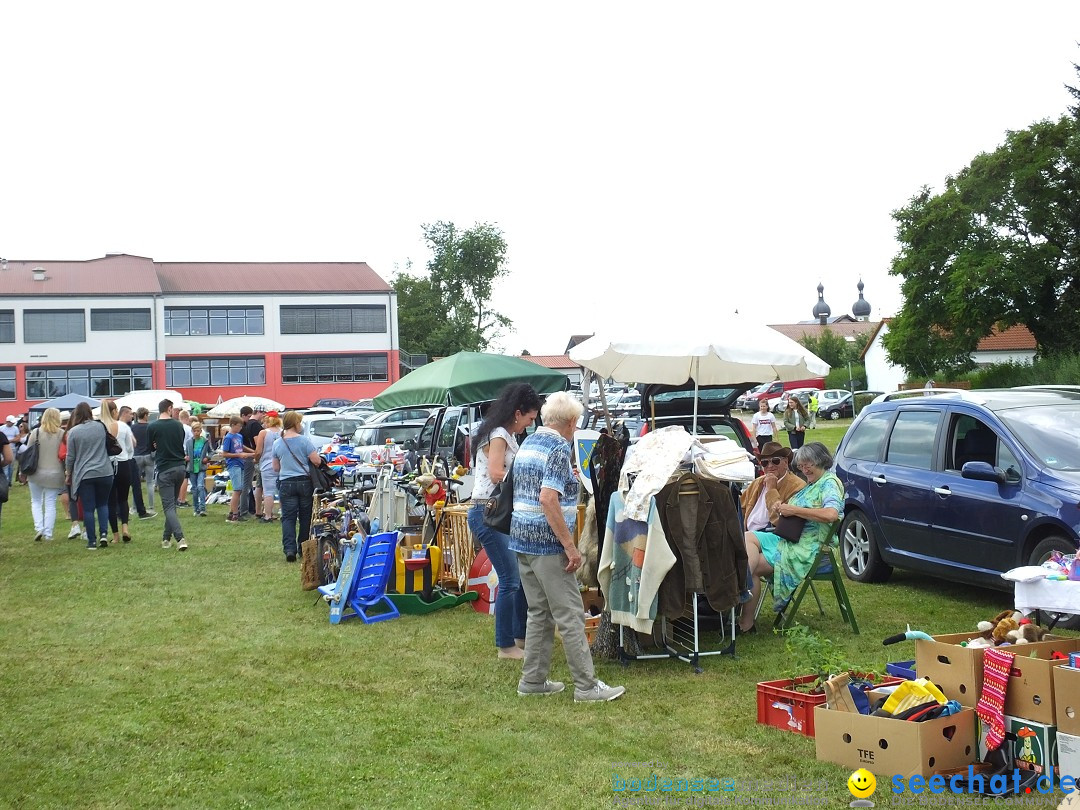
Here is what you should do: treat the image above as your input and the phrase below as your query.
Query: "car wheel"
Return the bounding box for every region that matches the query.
[829,410,841,421]
[1028,535,1080,629]
[840,510,892,583]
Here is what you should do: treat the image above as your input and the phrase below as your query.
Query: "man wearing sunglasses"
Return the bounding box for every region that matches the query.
[739,442,805,532]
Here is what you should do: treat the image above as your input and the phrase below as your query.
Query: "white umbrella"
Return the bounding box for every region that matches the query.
[569,317,830,431]
[113,389,187,415]
[206,395,286,418]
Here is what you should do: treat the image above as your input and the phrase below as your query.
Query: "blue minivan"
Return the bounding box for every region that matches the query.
[834,387,1080,590]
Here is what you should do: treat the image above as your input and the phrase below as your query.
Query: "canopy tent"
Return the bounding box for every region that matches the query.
[569,318,830,431]
[373,352,570,410]
[206,396,286,419]
[27,393,101,422]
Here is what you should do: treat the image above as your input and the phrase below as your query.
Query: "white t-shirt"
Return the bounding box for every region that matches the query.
[751,411,777,437]
[115,420,136,461]
[472,426,519,501]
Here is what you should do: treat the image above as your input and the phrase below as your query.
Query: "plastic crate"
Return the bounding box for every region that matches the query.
[757,675,904,737]
[886,660,917,680]
[757,676,826,737]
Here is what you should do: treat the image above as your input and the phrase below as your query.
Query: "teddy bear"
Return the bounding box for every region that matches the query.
[976,609,1022,645]
[1005,618,1048,644]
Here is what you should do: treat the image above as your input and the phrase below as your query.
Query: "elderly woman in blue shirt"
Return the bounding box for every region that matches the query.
[509,391,625,703]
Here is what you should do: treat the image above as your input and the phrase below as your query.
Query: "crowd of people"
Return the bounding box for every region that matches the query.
[0,402,324,562]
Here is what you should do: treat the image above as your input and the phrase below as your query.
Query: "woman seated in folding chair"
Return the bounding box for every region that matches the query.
[737,441,845,634]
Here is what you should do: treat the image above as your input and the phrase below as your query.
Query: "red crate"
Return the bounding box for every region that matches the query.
[756,675,904,737]
[757,675,826,737]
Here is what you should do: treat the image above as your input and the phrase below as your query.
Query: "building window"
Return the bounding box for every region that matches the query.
[164,308,264,336]
[25,366,153,399]
[0,311,13,343]
[281,353,389,384]
[91,308,152,331]
[24,310,85,343]
[279,305,386,335]
[0,368,14,400]
[166,357,266,387]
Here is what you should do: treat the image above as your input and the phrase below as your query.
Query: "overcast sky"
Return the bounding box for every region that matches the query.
[3,2,1078,356]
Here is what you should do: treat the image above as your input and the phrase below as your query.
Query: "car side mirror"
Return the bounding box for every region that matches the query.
[961,461,1007,484]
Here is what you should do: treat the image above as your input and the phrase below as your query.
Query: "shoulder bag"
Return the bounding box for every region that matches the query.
[103,423,122,456]
[282,435,339,492]
[483,463,514,534]
[19,429,41,477]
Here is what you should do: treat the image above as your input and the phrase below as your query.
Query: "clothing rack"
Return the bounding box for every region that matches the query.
[614,474,744,673]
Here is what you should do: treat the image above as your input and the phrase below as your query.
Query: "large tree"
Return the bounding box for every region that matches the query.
[393,222,512,358]
[884,107,1080,375]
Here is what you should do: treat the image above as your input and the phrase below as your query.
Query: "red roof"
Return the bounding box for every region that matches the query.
[976,325,1037,351]
[156,262,390,294]
[0,255,161,295]
[518,354,579,369]
[0,255,390,296]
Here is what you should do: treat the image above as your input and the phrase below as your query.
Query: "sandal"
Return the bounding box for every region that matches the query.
[122,534,132,543]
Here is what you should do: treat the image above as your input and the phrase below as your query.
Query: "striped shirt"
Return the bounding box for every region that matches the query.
[508,427,579,556]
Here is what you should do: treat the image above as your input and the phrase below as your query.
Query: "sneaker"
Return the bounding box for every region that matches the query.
[177,539,188,551]
[162,539,172,549]
[81,531,89,542]
[574,680,626,703]
[517,680,565,697]
[177,501,190,508]
[98,539,109,549]
[34,532,43,542]
[86,543,97,551]
[68,525,82,540]
[237,514,250,522]
[139,512,157,520]
[197,511,207,517]
[44,535,52,542]
[285,554,296,563]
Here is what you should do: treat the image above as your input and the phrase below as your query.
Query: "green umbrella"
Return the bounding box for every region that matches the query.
[374,352,570,409]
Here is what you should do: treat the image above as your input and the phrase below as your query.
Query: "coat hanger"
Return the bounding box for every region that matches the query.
[677,472,699,496]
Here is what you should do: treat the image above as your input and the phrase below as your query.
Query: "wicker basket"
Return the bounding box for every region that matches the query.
[436,504,475,592]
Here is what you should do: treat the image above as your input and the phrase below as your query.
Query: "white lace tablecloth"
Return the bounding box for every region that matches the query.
[1014,579,1080,615]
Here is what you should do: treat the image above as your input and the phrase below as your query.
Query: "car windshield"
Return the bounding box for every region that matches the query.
[997,405,1080,471]
[306,418,365,438]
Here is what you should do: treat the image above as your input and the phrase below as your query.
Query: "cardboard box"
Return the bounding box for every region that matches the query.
[813,704,976,778]
[1005,646,1078,725]
[1009,716,1058,779]
[1059,732,1080,784]
[914,633,1076,715]
[1054,667,1080,736]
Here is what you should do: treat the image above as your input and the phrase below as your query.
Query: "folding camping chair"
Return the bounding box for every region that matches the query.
[318,531,400,624]
[755,521,859,634]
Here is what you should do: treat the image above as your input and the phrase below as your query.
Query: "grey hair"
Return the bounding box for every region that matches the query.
[793,441,833,472]
[540,391,584,428]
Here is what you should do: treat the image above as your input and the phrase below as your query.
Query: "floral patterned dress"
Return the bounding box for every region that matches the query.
[773,472,844,611]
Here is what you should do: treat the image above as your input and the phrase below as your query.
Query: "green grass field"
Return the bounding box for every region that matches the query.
[0,451,1057,808]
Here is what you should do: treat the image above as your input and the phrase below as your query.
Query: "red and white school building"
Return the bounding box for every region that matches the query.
[0,254,403,415]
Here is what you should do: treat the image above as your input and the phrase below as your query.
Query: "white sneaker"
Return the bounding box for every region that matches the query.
[574,680,626,703]
[81,531,89,542]
[177,539,188,551]
[162,539,172,549]
[67,525,81,540]
[517,680,565,697]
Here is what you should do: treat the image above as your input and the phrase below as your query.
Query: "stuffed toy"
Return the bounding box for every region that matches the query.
[1005,618,1047,645]
[977,610,1022,645]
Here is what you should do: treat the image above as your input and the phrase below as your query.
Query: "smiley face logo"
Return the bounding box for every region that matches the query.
[848,769,876,799]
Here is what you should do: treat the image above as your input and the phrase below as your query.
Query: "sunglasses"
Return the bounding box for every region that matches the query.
[762,457,784,467]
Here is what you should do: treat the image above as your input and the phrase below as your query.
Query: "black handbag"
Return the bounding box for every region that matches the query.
[283,436,338,492]
[483,464,514,534]
[103,423,122,456]
[19,430,41,477]
[773,515,807,542]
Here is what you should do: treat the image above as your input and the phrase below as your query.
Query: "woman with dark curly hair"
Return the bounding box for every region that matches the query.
[467,383,542,660]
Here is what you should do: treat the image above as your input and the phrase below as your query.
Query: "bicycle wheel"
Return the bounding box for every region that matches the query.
[316,529,342,586]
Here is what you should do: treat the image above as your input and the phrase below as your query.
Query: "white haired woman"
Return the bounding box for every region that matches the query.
[738,441,844,633]
[509,391,625,703]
